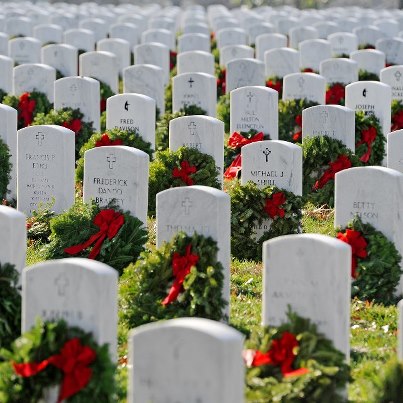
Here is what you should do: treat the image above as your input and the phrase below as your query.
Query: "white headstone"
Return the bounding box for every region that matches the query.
[216,27,247,49]
[0,33,9,57]
[328,32,358,57]
[176,50,215,76]
[8,37,41,65]
[320,58,359,85]
[256,33,287,61]
[109,22,139,48]
[388,130,403,172]
[353,26,386,48]
[381,66,403,102]
[128,318,244,403]
[6,16,33,38]
[79,17,108,42]
[376,38,403,66]
[0,56,13,93]
[314,21,339,39]
[64,28,95,53]
[183,23,210,36]
[142,28,175,51]
[33,23,63,45]
[17,125,75,215]
[289,26,318,49]
[248,22,274,45]
[97,38,131,75]
[299,39,332,72]
[177,33,210,53]
[226,58,265,94]
[350,50,386,77]
[263,234,351,359]
[41,44,78,78]
[265,47,300,79]
[219,44,254,67]
[283,73,326,104]
[22,258,118,360]
[374,19,400,38]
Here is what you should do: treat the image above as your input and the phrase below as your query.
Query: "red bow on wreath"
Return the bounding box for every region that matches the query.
[337,229,368,278]
[264,192,286,219]
[292,115,303,142]
[313,155,352,190]
[392,110,403,132]
[62,119,82,134]
[162,244,199,305]
[18,92,36,127]
[356,126,377,163]
[95,133,124,147]
[64,209,124,259]
[13,338,96,402]
[172,160,197,185]
[266,79,282,94]
[326,83,345,105]
[170,50,177,71]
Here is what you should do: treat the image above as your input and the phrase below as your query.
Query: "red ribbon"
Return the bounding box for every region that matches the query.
[313,155,352,190]
[95,133,124,147]
[162,244,199,305]
[224,153,242,179]
[302,68,314,73]
[243,332,309,377]
[292,114,302,142]
[170,50,177,71]
[172,160,197,185]
[337,229,368,278]
[62,118,82,134]
[13,338,96,402]
[100,99,107,113]
[356,126,377,163]
[326,83,345,105]
[264,192,286,219]
[392,110,403,132]
[18,92,36,127]
[228,131,264,149]
[64,209,124,259]
[266,79,282,94]
[217,68,226,94]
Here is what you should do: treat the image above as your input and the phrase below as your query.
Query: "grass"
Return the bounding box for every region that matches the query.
[25,202,399,402]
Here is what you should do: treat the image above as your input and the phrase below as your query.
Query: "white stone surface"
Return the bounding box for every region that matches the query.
[0,33,9,57]
[97,38,131,75]
[283,73,326,104]
[6,16,33,38]
[248,23,274,45]
[320,58,358,85]
[328,32,358,57]
[289,26,318,49]
[64,28,95,53]
[381,66,403,102]
[226,58,265,94]
[265,47,299,78]
[177,50,215,76]
[128,318,244,403]
[142,28,175,51]
[33,23,63,45]
[79,17,108,42]
[263,234,351,359]
[388,129,403,173]
[256,33,287,61]
[41,44,78,78]
[353,26,386,48]
[178,33,210,53]
[219,44,254,67]
[109,22,139,48]
[350,50,385,76]
[9,37,41,65]
[376,38,403,66]
[216,27,247,49]
[299,39,332,72]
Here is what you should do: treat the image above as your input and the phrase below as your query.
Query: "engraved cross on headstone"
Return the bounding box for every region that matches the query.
[107,154,116,169]
[320,110,329,125]
[181,197,192,215]
[246,91,254,102]
[188,77,195,88]
[36,132,45,146]
[263,148,271,162]
[297,76,305,90]
[55,273,69,297]
[188,121,197,135]
[395,71,402,81]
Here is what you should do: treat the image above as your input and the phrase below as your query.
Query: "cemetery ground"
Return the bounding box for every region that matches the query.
[25,202,399,402]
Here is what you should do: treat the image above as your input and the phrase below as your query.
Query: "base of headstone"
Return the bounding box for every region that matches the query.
[40,385,62,403]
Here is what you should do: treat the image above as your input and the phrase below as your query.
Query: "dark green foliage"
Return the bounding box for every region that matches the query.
[0,320,116,402]
[358,70,379,81]
[119,232,227,328]
[217,93,230,133]
[0,263,21,351]
[75,127,153,182]
[303,136,362,208]
[0,138,11,200]
[42,202,147,275]
[148,146,221,216]
[26,205,55,243]
[229,182,303,261]
[165,78,173,114]
[278,98,318,142]
[374,358,403,403]
[337,217,402,304]
[0,89,6,103]
[245,310,350,403]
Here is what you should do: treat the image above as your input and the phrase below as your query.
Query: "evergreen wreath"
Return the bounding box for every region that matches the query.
[217,93,230,133]
[42,202,147,276]
[278,98,319,143]
[358,69,379,81]
[26,204,55,244]
[303,136,361,208]
[0,262,21,351]
[154,105,207,152]
[0,319,116,402]
[391,99,403,132]
[0,89,6,103]
[148,146,221,216]
[75,127,154,182]
[266,76,283,98]
[3,91,52,129]
[229,181,302,261]
[32,108,95,160]
[355,111,384,166]
[99,81,115,113]
[0,138,11,200]
[216,66,226,98]
[244,309,350,403]
[336,216,402,305]
[374,358,403,403]
[326,82,346,105]
[119,231,227,329]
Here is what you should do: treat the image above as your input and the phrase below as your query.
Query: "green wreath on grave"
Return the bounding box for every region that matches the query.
[119,231,227,329]
[3,91,52,129]
[244,309,350,403]
[326,82,346,105]
[266,76,283,98]
[391,99,403,132]
[26,204,55,244]
[336,216,401,305]
[75,128,154,182]
[42,202,147,276]
[358,69,379,81]
[0,89,7,103]
[303,136,361,208]
[32,108,95,160]
[148,146,221,216]
[155,105,207,152]
[0,262,21,351]
[0,319,116,402]
[374,358,403,402]
[0,138,11,201]
[229,181,302,261]
[278,98,319,143]
[216,93,230,133]
[355,111,385,166]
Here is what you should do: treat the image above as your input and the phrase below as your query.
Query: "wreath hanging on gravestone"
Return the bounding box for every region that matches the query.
[148,146,221,216]
[354,111,385,166]
[266,76,283,98]
[278,98,319,143]
[0,138,11,201]
[216,66,226,97]
[244,309,350,403]
[358,69,379,81]
[391,100,403,132]
[326,82,346,105]
[26,204,55,244]
[336,216,401,305]
[3,91,52,129]
[0,319,116,402]
[229,181,302,261]
[32,108,95,160]
[216,93,230,133]
[75,128,154,182]
[155,105,207,152]
[42,201,147,276]
[0,262,21,351]
[119,231,227,329]
[303,136,361,208]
